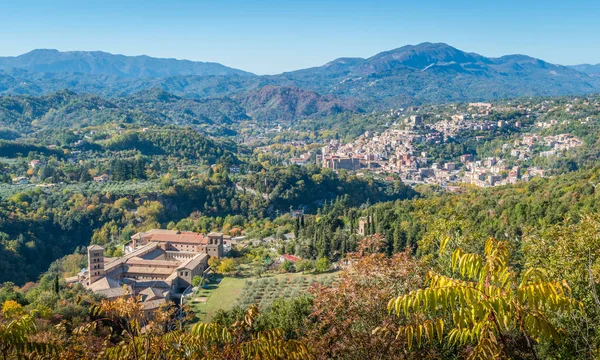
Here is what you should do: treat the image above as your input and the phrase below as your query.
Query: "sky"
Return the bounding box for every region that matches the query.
[1,0,599,75]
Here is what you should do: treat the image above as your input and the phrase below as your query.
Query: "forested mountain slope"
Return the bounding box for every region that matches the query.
[1,43,598,110]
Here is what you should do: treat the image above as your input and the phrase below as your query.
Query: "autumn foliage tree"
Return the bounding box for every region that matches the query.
[305,234,430,359]
[168,305,311,359]
[0,291,311,359]
[387,238,582,359]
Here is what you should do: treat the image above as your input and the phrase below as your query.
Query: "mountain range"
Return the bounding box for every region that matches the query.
[0,43,599,118]
[0,49,252,77]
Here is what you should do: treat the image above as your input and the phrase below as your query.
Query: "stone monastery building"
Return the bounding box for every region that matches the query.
[71,229,224,311]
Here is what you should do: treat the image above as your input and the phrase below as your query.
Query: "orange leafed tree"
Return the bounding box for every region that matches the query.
[306,234,433,359]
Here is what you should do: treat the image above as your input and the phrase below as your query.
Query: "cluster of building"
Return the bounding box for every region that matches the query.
[460,133,581,187]
[319,127,433,173]
[67,229,225,312]
[318,103,585,188]
[429,114,511,138]
[289,151,313,166]
[491,133,584,162]
[465,160,544,187]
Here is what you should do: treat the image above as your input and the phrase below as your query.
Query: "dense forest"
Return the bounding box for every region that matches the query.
[0,161,417,284]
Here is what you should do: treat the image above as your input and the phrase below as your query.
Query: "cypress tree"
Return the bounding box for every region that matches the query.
[393,222,406,253]
[309,222,317,259]
[53,275,60,296]
[322,225,330,258]
[294,217,300,239]
[385,231,394,256]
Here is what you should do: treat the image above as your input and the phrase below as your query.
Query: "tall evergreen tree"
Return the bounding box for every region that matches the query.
[393,222,406,253]
[322,224,330,258]
[385,231,394,256]
[294,217,300,239]
[53,275,60,295]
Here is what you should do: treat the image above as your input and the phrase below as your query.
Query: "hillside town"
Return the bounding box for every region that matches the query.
[317,101,586,188]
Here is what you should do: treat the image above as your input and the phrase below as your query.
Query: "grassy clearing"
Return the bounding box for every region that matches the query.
[187,271,337,322]
[188,275,246,322]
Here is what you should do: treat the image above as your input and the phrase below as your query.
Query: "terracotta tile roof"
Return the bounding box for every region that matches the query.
[89,276,122,292]
[139,248,167,260]
[178,253,208,270]
[139,287,165,301]
[142,298,168,311]
[134,280,172,289]
[133,229,208,245]
[96,287,129,299]
[281,254,301,263]
[125,267,176,276]
[125,257,181,268]
[105,243,160,271]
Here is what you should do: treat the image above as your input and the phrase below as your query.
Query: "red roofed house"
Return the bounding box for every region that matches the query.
[130,229,223,258]
[280,254,301,263]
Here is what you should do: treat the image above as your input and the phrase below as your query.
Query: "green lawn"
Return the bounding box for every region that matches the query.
[188,275,247,322]
[187,271,337,322]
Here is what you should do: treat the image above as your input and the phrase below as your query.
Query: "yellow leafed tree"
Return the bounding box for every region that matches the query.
[387,238,582,359]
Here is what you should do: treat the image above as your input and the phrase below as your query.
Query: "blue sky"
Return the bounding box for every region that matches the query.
[1,0,599,74]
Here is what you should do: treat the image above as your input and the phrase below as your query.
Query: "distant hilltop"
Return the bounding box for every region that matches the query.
[0,49,254,77]
[0,43,598,108]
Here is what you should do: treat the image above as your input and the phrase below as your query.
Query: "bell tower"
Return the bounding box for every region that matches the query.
[88,245,105,284]
[206,232,224,258]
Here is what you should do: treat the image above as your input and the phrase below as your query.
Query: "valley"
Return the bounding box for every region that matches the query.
[1,37,600,359]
